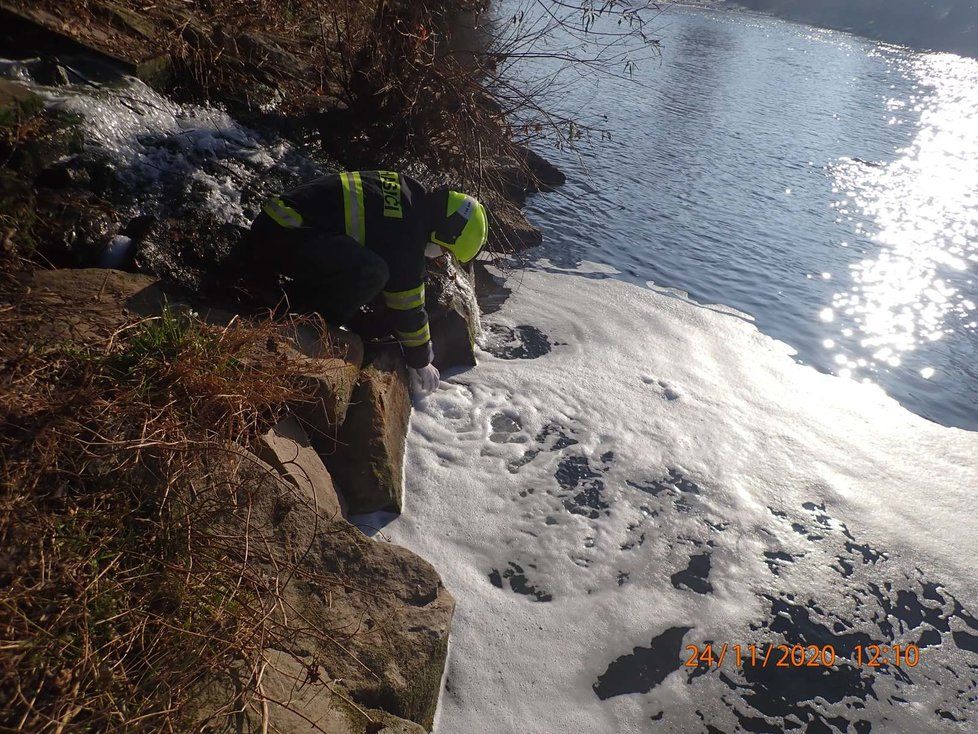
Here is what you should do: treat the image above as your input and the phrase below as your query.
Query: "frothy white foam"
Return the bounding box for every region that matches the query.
[383,263,978,733]
[38,78,324,225]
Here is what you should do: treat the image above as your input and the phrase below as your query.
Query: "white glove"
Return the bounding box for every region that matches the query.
[408,363,440,396]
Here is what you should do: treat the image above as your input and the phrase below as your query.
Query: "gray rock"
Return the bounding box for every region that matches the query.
[426,256,480,372]
[279,321,364,450]
[257,415,345,519]
[195,453,453,731]
[195,648,429,733]
[325,347,411,514]
[0,79,42,128]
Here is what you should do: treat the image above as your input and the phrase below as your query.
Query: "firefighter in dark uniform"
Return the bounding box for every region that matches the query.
[247,171,488,395]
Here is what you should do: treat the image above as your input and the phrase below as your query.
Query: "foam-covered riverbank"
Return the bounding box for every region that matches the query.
[387,262,978,732]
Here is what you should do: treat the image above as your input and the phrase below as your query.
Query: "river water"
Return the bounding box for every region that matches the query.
[9,5,976,730]
[385,5,978,733]
[521,3,978,432]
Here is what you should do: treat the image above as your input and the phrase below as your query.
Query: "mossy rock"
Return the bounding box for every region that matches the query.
[6,112,85,181]
[0,79,42,129]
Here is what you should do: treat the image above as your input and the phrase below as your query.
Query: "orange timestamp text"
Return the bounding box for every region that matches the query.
[684,643,922,669]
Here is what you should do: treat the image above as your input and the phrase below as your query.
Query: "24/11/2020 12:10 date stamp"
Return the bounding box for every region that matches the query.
[684,643,922,669]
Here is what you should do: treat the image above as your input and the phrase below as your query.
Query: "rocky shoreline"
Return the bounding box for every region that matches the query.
[0,4,564,731]
[12,268,453,732]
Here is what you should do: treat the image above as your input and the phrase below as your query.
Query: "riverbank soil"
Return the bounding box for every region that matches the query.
[0,266,454,732]
[1,0,567,728]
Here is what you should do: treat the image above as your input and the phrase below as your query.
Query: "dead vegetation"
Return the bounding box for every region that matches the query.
[0,3,663,728]
[0,294,355,732]
[1,0,658,238]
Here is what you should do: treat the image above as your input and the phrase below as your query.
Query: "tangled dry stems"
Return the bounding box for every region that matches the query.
[0,302,361,732]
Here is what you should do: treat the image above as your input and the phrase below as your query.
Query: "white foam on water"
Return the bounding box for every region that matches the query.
[384,263,978,733]
[36,78,324,225]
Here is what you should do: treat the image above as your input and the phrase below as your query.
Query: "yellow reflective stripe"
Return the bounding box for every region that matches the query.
[382,284,425,310]
[262,197,303,228]
[340,172,365,245]
[395,322,431,347]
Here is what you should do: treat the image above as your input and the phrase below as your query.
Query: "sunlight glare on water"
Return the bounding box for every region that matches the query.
[829,52,978,386]
[519,5,978,430]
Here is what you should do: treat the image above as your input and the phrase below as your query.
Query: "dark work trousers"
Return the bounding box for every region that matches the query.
[247,214,389,326]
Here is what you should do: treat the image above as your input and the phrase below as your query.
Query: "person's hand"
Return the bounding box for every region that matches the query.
[408,363,440,396]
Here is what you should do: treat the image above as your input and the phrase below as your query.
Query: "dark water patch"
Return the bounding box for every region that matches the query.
[724,574,978,727]
[488,562,552,602]
[801,502,835,531]
[628,468,702,499]
[484,323,552,360]
[763,550,800,576]
[507,422,580,474]
[722,652,875,733]
[674,496,694,514]
[833,556,854,578]
[792,523,825,541]
[564,487,609,519]
[536,422,578,450]
[489,412,523,443]
[918,628,942,648]
[922,582,946,605]
[953,631,978,655]
[671,553,713,594]
[555,454,608,519]
[593,626,692,700]
[506,448,540,474]
[951,600,978,633]
[861,582,966,638]
[554,455,601,489]
[845,541,886,565]
[472,261,511,315]
[620,533,646,551]
[763,595,875,653]
[627,479,670,497]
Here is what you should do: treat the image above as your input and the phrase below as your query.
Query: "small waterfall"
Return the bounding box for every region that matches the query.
[6,65,326,226]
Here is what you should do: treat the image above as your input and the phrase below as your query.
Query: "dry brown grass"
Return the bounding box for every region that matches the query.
[0,298,344,732]
[4,0,529,200]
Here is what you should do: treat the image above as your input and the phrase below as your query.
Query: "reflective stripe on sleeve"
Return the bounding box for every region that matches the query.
[383,284,425,311]
[340,172,366,245]
[395,322,431,348]
[262,197,303,228]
